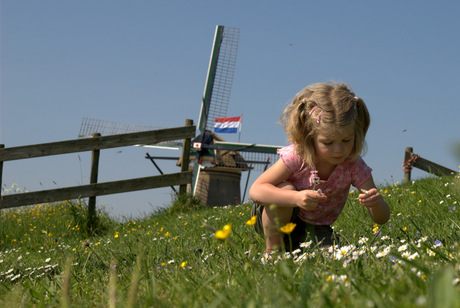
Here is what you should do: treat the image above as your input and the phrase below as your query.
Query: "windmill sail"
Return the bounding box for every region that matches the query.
[198,26,240,133]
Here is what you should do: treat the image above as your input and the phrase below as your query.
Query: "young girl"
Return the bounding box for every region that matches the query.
[249,82,390,251]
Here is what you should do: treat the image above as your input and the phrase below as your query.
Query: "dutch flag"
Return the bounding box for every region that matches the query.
[214,116,242,134]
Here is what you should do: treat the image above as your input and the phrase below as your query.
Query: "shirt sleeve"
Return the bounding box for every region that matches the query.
[277,144,302,175]
[350,157,373,187]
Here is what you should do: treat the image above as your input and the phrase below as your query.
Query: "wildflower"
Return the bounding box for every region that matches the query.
[372,224,379,234]
[45,258,51,263]
[215,224,231,240]
[426,248,436,256]
[180,261,187,268]
[376,246,392,258]
[11,274,21,281]
[300,240,313,248]
[402,227,407,231]
[280,222,296,234]
[246,216,257,226]
[398,244,408,252]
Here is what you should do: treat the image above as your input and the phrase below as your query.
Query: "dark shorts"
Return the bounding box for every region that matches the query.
[251,203,338,250]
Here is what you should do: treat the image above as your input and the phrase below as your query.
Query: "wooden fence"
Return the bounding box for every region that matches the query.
[403,146,458,183]
[0,120,195,221]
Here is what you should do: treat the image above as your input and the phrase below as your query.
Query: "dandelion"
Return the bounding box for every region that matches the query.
[215,224,231,240]
[180,261,187,268]
[280,222,296,234]
[402,227,407,231]
[246,216,257,226]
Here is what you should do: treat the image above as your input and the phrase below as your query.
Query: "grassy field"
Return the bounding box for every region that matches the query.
[1,174,459,307]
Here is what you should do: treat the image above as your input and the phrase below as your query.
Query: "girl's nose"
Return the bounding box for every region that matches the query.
[334,143,344,153]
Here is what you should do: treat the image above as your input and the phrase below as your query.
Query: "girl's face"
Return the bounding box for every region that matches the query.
[314,125,355,166]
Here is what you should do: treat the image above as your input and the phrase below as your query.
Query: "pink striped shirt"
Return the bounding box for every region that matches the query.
[278,144,372,225]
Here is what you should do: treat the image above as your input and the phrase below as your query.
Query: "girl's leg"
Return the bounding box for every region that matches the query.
[261,183,296,251]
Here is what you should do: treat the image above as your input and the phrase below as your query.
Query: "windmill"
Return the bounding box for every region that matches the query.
[78,25,281,206]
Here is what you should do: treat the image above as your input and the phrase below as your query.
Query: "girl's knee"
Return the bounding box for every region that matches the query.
[277,182,297,191]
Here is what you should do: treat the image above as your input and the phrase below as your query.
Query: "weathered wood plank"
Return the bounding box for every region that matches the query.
[0,172,192,209]
[415,156,457,177]
[0,125,196,161]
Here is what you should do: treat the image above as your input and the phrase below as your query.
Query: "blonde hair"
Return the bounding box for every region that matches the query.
[280,82,370,167]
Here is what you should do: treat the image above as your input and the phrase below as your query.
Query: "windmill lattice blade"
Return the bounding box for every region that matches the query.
[204,26,240,132]
[78,117,183,147]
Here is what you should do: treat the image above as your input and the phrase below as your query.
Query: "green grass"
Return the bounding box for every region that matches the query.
[1,174,459,307]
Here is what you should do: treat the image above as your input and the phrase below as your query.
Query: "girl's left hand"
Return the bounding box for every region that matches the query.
[358,188,383,208]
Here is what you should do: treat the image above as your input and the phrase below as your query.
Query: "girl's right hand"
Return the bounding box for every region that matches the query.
[295,190,327,211]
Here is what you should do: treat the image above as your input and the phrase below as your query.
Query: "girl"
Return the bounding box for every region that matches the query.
[249,82,390,251]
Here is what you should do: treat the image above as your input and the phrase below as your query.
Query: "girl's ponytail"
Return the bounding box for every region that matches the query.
[354,97,370,137]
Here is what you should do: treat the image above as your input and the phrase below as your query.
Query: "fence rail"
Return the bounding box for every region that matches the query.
[403,146,458,183]
[0,120,195,216]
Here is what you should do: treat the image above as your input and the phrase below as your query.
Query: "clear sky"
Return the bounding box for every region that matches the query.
[1,1,459,219]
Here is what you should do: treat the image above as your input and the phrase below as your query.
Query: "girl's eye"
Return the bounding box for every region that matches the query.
[343,139,352,143]
[322,142,332,146]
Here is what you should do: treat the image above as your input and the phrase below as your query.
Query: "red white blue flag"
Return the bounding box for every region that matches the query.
[214,116,242,133]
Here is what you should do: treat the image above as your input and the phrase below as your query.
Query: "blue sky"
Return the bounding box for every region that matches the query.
[1,1,459,219]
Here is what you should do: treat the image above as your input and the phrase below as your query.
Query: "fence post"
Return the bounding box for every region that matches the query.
[403,147,413,183]
[88,133,101,231]
[180,119,193,195]
[0,144,4,199]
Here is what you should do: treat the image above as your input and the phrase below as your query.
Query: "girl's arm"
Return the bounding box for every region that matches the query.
[358,176,391,224]
[249,158,327,210]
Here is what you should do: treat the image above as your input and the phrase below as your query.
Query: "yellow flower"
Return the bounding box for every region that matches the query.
[215,224,232,240]
[180,261,187,268]
[164,232,170,237]
[372,224,379,233]
[246,216,257,226]
[280,222,296,234]
[402,227,407,231]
